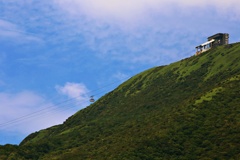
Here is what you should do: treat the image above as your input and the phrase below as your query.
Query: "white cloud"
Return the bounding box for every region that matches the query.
[0,91,75,134]
[1,0,236,69]
[0,91,43,118]
[50,0,240,65]
[53,0,240,23]
[54,0,152,24]
[56,82,90,105]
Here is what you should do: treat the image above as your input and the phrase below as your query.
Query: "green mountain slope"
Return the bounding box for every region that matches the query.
[1,43,240,159]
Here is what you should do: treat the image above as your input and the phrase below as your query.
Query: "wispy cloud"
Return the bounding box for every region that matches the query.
[0,19,20,37]
[53,0,240,23]
[0,19,42,43]
[56,82,90,107]
[0,91,75,135]
[2,0,238,67]
[112,72,129,83]
[51,0,240,65]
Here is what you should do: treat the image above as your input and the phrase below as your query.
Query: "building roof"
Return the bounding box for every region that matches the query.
[208,33,228,40]
[201,39,215,46]
[196,39,215,48]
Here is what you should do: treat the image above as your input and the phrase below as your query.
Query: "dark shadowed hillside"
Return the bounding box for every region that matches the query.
[1,43,240,159]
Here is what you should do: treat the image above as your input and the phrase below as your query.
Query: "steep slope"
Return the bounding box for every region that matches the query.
[1,43,240,159]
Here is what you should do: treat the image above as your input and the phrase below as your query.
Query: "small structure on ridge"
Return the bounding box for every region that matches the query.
[195,33,229,55]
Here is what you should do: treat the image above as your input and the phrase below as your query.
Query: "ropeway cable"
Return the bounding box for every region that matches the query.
[0,76,131,129]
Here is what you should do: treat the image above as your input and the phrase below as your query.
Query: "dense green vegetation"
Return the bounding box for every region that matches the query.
[1,43,240,159]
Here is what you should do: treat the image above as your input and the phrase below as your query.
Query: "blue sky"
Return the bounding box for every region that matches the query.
[0,0,239,145]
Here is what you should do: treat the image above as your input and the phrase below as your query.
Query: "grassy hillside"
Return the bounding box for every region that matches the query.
[1,43,240,159]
